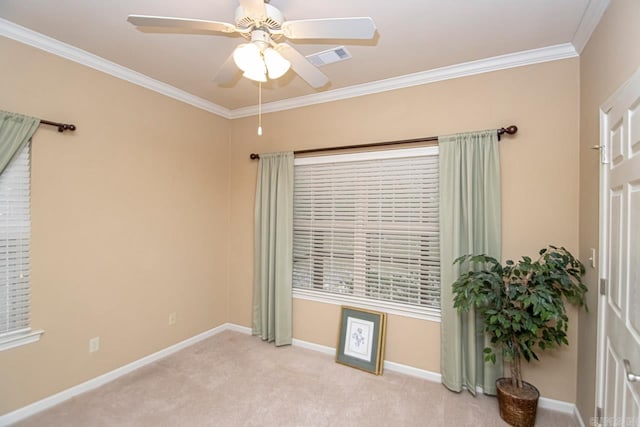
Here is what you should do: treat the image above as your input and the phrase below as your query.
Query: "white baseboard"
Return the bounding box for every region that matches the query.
[0,323,229,426]
[383,360,443,383]
[288,333,576,415]
[537,396,576,414]
[0,322,580,425]
[574,404,588,427]
[234,326,444,384]
[226,324,338,357]
[225,323,252,335]
[292,337,335,356]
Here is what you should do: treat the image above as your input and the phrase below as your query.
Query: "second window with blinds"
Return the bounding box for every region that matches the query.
[292,146,440,320]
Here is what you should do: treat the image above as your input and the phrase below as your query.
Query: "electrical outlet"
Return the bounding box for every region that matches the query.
[89,336,100,353]
[168,312,177,326]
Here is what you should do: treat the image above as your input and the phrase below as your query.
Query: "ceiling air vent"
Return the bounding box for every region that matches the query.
[306,46,352,67]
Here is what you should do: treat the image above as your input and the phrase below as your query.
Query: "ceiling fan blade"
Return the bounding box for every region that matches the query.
[239,0,267,20]
[277,44,329,89]
[127,15,237,34]
[213,53,239,85]
[282,17,376,40]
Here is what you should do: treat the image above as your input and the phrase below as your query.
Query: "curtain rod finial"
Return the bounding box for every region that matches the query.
[497,125,517,140]
[57,124,76,132]
[250,153,260,160]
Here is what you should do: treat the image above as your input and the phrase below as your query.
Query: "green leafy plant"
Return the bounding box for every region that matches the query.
[452,246,588,389]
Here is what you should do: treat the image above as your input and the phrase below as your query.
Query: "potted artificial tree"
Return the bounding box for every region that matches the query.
[452,246,588,427]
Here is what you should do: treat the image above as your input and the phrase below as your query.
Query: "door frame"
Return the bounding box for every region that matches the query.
[595,87,609,424]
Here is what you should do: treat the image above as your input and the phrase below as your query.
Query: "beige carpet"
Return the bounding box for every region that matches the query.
[15,331,578,426]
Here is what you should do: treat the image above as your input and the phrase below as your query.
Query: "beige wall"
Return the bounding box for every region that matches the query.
[229,58,581,402]
[577,0,640,421]
[1,28,588,415]
[0,37,231,414]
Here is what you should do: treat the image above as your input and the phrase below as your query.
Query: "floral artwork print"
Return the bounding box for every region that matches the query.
[344,317,374,362]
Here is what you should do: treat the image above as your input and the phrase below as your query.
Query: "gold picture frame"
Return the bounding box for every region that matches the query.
[336,306,387,375]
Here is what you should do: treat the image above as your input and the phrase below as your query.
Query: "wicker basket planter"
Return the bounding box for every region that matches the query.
[496,378,540,427]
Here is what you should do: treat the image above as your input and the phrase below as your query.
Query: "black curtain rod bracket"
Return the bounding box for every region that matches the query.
[40,119,76,133]
[249,125,517,160]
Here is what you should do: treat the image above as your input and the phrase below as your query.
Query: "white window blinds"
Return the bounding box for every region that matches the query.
[0,144,31,339]
[292,147,440,313]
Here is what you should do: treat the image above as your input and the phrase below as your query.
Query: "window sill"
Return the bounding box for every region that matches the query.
[0,329,44,352]
[293,288,441,322]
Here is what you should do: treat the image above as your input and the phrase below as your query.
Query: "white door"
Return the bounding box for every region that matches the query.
[597,69,640,426]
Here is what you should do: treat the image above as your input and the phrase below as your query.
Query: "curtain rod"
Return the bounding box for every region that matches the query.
[40,119,76,133]
[249,125,517,160]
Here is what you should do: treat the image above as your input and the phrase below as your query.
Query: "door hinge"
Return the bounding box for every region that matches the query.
[596,406,603,425]
[600,278,606,295]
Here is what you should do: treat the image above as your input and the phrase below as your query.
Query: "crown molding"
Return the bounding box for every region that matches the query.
[0,18,232,119]
[229,43,578,118]
[571,0,610,54]
[2,17,580,121]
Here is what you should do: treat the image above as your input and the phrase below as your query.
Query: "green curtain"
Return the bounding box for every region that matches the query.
[0,111,40,174]
[252,152,294,346]
[439,130,502,395]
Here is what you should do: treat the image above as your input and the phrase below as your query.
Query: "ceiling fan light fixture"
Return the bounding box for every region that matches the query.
[130,3,376,89]
[243,68,267,83]
[233,43,263,73]
[264,48,291,79]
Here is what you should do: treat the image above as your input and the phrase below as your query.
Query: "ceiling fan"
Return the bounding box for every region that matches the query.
[127,0,377,88]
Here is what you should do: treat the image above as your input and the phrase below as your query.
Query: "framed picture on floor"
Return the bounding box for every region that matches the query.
[336,306,387,375]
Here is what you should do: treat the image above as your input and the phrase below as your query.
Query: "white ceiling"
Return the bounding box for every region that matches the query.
[0,1,600,113]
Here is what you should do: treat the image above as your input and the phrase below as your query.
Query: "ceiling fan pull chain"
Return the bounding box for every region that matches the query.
[257,81,263,136]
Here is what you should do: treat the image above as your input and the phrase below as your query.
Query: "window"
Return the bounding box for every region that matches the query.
[0,143,41,351]
[292,147,440,320]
